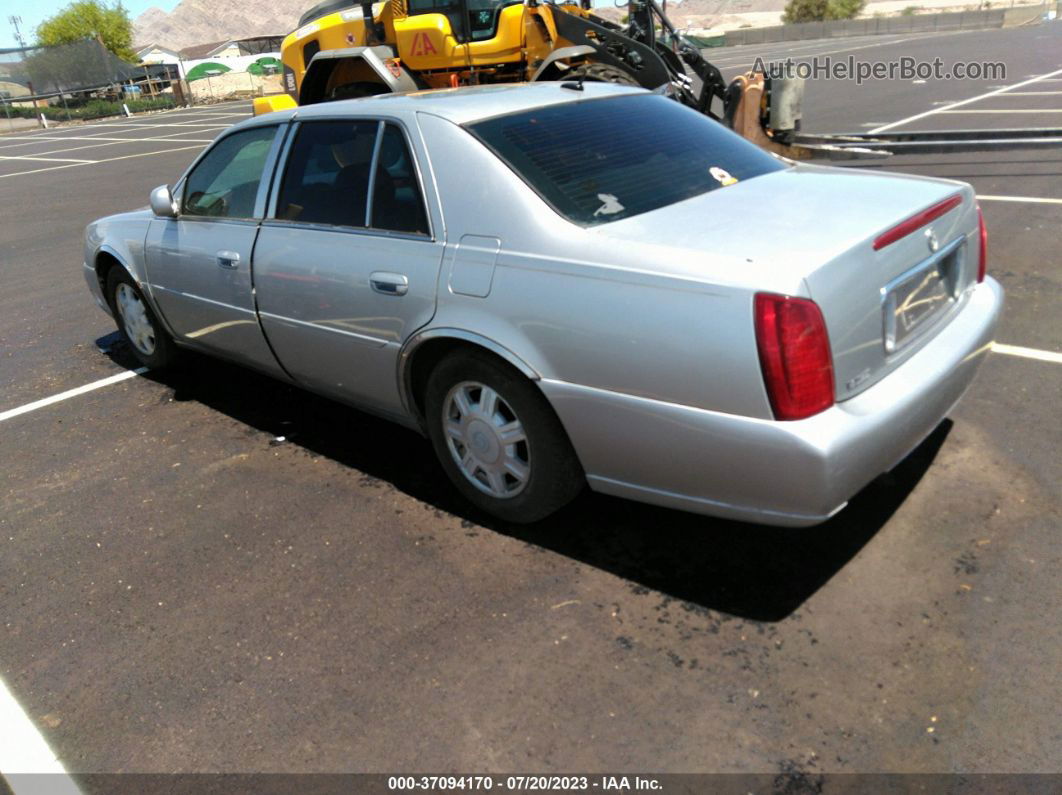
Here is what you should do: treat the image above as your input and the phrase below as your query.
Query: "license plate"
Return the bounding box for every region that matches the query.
[882,239,963,353]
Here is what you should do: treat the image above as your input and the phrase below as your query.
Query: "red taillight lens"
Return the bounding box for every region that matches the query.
[977,205,987,283]
[873,194,963,251]
[754,293,835,421]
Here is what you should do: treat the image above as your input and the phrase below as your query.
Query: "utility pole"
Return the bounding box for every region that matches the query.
[7,15,39,110]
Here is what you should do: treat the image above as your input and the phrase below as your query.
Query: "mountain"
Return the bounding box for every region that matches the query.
[133,0,311,50]
[133,0,789,52]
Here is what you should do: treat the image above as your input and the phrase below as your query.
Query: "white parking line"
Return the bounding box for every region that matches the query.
[709,31,961,67]
[0,678,81,794]
[0,368,147,423]
[0,136,215,158]
[869,66,1062,133]
[0,144,206,179]
[0,155,97,163]
[0,340,1054,428]
[95,122,234,129]
[978,195,1062,205]
[939,109,1062,113]
[0,133,216,146]
[992,343,1062,364]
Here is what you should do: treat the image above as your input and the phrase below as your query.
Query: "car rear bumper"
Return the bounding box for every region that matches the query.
[541,277,1004,527]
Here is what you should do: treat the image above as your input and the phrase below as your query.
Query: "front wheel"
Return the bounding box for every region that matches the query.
[564,62,641,86]
[105,267,177,369]
[424,351,584,523]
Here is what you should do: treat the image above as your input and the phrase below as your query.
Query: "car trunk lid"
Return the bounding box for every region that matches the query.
[594,164,981,403]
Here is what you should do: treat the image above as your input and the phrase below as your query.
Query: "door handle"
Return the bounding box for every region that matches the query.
[216,250,240,269]
[370,271,409,296]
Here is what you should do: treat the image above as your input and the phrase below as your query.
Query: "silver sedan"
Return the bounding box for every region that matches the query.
[83,83,1003,526]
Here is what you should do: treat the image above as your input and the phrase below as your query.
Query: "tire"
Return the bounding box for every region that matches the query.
[564,62,641,86]
[424,350,585,523]
[105,267,178,369]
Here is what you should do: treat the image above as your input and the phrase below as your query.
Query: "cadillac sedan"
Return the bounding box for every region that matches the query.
[83,82,1003,526]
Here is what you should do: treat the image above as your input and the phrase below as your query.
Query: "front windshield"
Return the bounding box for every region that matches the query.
[408,0,520,40]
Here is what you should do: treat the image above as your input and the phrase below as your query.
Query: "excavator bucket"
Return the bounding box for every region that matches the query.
[726,72,810,159]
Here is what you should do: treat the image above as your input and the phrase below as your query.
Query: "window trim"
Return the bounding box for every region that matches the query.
[264,115,435,241]
[177,123,284,222]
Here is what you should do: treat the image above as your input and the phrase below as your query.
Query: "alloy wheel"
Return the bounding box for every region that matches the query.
[442,381,530,499]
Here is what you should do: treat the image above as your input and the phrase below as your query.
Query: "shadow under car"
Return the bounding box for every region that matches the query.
[97,332,952,623]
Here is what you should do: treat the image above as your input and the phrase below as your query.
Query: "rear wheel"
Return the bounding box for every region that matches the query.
[565,62,640,86]
[105,267,177,369]
[424,350,584,523]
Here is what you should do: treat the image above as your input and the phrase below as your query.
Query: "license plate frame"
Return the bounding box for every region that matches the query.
[882,237,964,354]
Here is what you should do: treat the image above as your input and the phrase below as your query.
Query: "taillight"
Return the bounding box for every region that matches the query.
[977,205,987,283]
[754,293,835,421]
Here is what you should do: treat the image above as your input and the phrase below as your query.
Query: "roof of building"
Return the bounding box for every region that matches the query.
[178,40,231,60]
[135,43,182,58]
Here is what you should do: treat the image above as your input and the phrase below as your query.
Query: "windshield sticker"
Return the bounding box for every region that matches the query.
[710,166,738,187]
[593,194,625,217]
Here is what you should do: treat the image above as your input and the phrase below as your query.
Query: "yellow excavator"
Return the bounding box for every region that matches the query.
[252,0,1062,158]
[252,0,807,154]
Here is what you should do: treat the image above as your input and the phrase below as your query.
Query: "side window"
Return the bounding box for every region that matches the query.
[182,126,277,219]
[275,120,380,228]
[371,124,430,236]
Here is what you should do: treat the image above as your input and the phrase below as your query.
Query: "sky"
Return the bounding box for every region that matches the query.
[0,0,180,49]
[0,0,626,50]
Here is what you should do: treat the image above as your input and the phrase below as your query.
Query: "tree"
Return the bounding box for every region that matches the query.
[825,0,866,18]
[782,0,865,22]
[35,0,136,62]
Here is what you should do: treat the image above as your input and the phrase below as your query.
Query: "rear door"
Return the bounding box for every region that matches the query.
[144,124,286,375]
[253,118,444,416]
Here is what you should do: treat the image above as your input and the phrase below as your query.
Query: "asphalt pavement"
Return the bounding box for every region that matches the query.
[0,21,1060,784]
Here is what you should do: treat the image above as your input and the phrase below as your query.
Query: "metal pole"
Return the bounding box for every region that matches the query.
[8,16,39,111]
[1,97,12,133]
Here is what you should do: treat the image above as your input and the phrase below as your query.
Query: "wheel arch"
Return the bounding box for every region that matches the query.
[299,46,420,105]
[399,329,541,422]
[94,246,136,296]
[529,45,597,82]
[94,245,178,340]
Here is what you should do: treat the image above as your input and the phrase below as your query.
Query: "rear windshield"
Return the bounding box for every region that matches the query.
[466,93,786,226]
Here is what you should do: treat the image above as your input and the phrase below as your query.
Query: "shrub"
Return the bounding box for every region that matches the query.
[2,95,175,121]
[782,0,866,22]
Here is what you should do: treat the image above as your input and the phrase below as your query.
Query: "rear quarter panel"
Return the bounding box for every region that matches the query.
[414,111,775,420]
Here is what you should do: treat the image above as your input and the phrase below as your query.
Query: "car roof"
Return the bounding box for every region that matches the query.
[240,81,648,129]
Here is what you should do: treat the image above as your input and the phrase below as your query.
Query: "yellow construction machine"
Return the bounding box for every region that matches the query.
[253,0,1062,158]
[253,0,806,153]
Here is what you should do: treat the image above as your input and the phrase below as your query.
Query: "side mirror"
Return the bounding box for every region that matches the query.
[150,184,178,218]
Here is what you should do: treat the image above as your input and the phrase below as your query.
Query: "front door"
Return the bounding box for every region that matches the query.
[145,124,285,375]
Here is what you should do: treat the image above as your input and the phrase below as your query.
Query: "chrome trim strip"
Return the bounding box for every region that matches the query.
[585,474,844,526]
[257,310,389,347]
[151,284,258,315]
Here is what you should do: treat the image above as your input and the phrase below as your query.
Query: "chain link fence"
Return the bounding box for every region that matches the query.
[0,39,180,131]
[717,1,1052,46]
